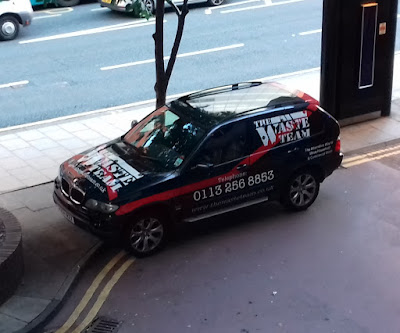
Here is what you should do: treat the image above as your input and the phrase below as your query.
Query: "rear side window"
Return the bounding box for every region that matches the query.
[307,109,324,135]
[248,108,324,151]
[193,121,249,166]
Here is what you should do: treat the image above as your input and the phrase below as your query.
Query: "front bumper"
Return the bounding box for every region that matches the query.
[20,11,33,26]
[99,0,132,12]
[324,152,344,178]
[53,184,123,238]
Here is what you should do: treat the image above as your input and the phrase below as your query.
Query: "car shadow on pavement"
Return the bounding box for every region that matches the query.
[102,201,297,259]
[169,202,285,247]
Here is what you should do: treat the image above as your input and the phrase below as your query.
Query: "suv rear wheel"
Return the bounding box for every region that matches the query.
[0,16,19,41]
[282,170,320,211]
[124,212,167,257]
[143,0,155,14]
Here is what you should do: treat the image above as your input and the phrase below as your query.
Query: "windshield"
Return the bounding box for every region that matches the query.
[123,107,206,172]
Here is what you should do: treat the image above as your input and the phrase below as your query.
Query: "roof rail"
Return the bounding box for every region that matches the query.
[181,81,263,101]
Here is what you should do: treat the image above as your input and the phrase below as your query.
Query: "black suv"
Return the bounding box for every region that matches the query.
[54,82,343,256]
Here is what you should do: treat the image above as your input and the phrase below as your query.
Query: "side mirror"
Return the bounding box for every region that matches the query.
[131,120,138,128]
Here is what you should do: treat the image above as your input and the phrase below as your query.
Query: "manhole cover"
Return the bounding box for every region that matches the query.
[83,317,121,333]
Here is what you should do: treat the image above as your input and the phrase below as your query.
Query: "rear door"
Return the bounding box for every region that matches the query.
[246,105,315,200]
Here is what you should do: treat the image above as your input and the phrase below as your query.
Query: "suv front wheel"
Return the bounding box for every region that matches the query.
[282,170,320,211]
[124,212,167,257]
[0,16,19,41]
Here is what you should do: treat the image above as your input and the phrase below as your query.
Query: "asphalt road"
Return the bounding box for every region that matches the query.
[41,147,400,333]
[1,0,399,128]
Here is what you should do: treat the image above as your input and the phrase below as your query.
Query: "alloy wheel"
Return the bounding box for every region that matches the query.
[289,174,317,207]
[129,217,164,254]
[143,0,154,13]
[208,0,224,6]
[2,21,16,36]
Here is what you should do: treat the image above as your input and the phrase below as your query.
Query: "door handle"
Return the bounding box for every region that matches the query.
[236,164,247,170]
[287,147,299,154]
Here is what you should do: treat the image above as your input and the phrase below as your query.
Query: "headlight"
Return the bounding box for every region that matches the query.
[56,166,62,180]
[85,199,119,214]
[55,167,62,185]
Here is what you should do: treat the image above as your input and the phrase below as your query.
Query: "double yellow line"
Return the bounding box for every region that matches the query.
[342,144,400,168]
[56,251,134,333]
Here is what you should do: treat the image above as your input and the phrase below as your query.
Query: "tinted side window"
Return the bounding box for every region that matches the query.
[307,109,324,135]
[195,121,249,166]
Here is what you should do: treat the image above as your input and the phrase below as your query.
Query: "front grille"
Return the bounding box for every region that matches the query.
[71,187,85,204]
[61,177,86,205]
[61,178,70,197]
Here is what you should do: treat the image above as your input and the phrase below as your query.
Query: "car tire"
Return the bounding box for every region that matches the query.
[282,169,320,211]
[142,0,155,14]
[56,0,80,7]
[207,0,224,6]
[123,212,167,257]
[0,16,19,41]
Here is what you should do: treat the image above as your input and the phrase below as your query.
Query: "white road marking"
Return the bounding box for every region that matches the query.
[205,0,260,14]
[19,19,158,44]
[0,80,29,89]
[33,14,62,20]
[101,43,245,71]
[221,0,304,14]
[91,7,109,11]
[299,28,322,36]
[42,7,73,14]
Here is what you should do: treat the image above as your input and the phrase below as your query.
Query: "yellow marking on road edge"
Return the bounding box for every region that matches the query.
[71,258,135,333]
[342,144,400,164]
[342,148,400,168]
[55,251,126,333]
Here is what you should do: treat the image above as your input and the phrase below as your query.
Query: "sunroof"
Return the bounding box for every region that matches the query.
[184,82,298,114]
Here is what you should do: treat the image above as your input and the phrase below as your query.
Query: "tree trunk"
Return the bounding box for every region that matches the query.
[154,0,166,108]
[153,0,189,109]
[165,0,189,83]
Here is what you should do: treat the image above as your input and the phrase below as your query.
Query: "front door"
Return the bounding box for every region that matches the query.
[177,120,252,222]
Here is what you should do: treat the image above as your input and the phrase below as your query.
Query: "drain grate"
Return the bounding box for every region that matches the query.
[83,316,121,333]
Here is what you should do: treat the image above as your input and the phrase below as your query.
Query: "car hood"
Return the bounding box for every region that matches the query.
[60,139,173,204]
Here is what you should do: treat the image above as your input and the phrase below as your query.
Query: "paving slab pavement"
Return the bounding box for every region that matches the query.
[0,56,399,332]
[0,184,101,333]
